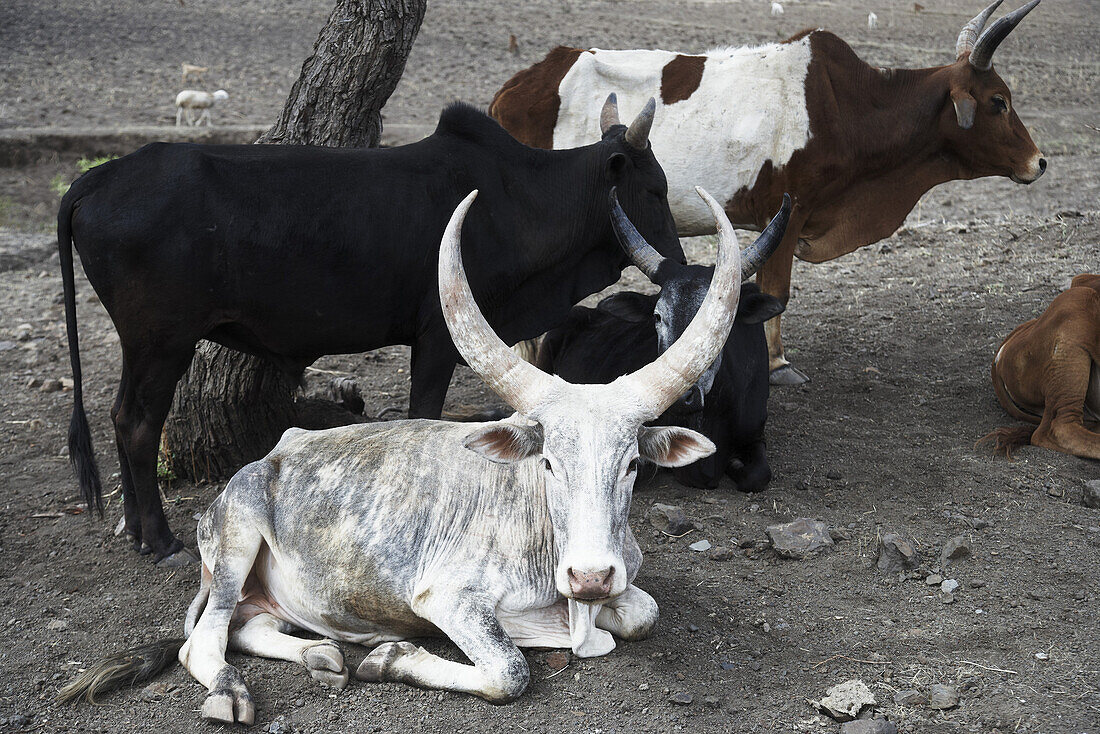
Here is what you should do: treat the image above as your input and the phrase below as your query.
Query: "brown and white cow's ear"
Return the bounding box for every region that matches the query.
[952,91,977,130]
[638,426,716,468]
[463,422,544,464]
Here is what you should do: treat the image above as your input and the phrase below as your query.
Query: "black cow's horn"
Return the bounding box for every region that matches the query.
[600,93,621,135]
[438,191,558,417]
[610,187,665,279]
[624,98,656,150]
[956,0,1004,60]
[968,0,1040,71]
[740,194,791,281]
[618,187,742,420]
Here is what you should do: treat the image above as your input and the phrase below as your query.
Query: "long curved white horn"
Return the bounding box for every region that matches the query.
[438,191,557,416]
[956,0,1004,60]
[616,187,742,420]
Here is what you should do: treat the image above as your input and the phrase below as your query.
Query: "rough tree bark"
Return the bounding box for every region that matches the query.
[162,0,427,483]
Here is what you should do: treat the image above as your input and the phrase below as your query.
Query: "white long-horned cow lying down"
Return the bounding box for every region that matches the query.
[59,186,761,723]
[491,0,1046,385]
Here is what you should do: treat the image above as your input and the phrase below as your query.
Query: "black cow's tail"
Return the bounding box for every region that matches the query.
[58,198,103,515]
[56,638,185,704]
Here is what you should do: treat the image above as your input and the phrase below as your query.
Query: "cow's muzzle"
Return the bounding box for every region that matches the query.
[567,566,614,601]
[1011,154,1047,184]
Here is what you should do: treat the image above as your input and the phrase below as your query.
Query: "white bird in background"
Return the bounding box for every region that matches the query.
[868,11,879,29]
[771,2,784,17]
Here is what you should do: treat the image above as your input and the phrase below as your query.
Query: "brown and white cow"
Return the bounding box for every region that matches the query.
[490,0,1046,384]
[982,274,1100,460]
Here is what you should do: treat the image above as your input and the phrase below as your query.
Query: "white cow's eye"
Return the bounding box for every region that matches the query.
[627,458,639,475]
[542,458,554,476]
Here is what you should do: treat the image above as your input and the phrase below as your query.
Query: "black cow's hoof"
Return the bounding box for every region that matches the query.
[769,364,810,386]
[157,547,200,568]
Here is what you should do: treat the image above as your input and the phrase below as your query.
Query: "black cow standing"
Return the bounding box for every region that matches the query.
[59,97,683,564]
[538,193,790,490]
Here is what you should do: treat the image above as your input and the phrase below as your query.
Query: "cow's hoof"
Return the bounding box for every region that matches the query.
[156,547,200,568]
[305,642,349,689]
[769,364,809,386]
[201,669,254,725]
[356,641,418,682]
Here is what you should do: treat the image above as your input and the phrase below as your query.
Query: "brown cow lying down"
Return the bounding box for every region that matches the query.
[982,274,1100,459]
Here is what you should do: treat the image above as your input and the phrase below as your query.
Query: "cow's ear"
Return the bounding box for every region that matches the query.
[464,422,544,464]
[736,292,785,324]
[952,91,976,130]
[606,152,629,179]
[597,292,653,323]
[638,426,716,467]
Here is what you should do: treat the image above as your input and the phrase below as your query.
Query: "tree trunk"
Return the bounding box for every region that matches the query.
[163,0,427,483]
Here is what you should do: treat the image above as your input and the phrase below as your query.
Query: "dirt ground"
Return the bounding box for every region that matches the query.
[1,1,1099,732]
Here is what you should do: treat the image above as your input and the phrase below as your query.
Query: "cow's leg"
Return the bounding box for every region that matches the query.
[595,585,658,641]
[356,593,529,703]
[110,361,142,549]
[115,347,196,564]
[408,333,456,418]
[1031,349,1100,459]
[726,439,771,493]
[755,208,809,386]
[178,470,271,725]
[228,612,349,689]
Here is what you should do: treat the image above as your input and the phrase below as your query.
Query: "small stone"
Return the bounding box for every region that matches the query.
[969,579,987,588]
[1083,480,1100,509]
[928,684,959,710]
[267,716,294,734]
[1046,485,1061,497]
[708,546,734,561]
[893,689,926,706]
[40,379,62,393]
[16,323,33,341]
[689,539,712,552]
[940,579,960,594]
[766,518,833,559]
[647,503,693,536]
[840,720,898,734]
[546,651,569,673]
[0,341,16,351]
[826,469,843,480]
[811,679,876,722]
[925,574,943,586]
[46,619,68,631]
[139,680,180,702]
[941,536,971,564]
[829,527,852,542]
[877,533,919,573]
[703,695,721,708]
[737,537,754,549]
[60,377,74,390]
[670,691,693,705]
[26,377,42,389]
[1034,652,1049,661]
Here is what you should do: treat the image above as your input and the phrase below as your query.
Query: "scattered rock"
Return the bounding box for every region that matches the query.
[1034,652,1049,661]
[60,377,74,390]
[969,579,987,588]
[15,323,33,340]
[708,546,734,561]
[810,679,876,722]
[941,536,971,564]
[703,695,722,708]
[39,379,62,393]
[736,537,754,549]
[647,503,693,536]
[893,689,926,706]
[46,618,68,631]
[940,579,960,594]
[689,539,712,552]
[139,680,180,702]
[546,651,569,673]
[841,720,897,734]
[25,376,41,389]
[877,533,918,573]
[925,574,943,586]
[0,341,16,352]
[766,518,834,559]
[267,716,294,734]
[829,527,852,542]
[670,691,693,705]
[928,684,959,710]
[1083,480,1100,509]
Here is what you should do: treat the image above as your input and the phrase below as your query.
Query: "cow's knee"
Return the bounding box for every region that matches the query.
[480,654,529,704]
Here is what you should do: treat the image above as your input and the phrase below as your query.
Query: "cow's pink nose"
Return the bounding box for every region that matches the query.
[567,567,614,600]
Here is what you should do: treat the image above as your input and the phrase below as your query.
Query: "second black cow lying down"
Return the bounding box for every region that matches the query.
[539,192,791,490]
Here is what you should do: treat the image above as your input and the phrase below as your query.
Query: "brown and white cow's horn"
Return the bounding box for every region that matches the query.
[438,191,558,416]
[600,93,621,135]
[617,187,742,420]
[610,187,665,279]
[740,194,792,281]
[956,0,1004,60]
[968,0,1041,71]
[624,98,656,150]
